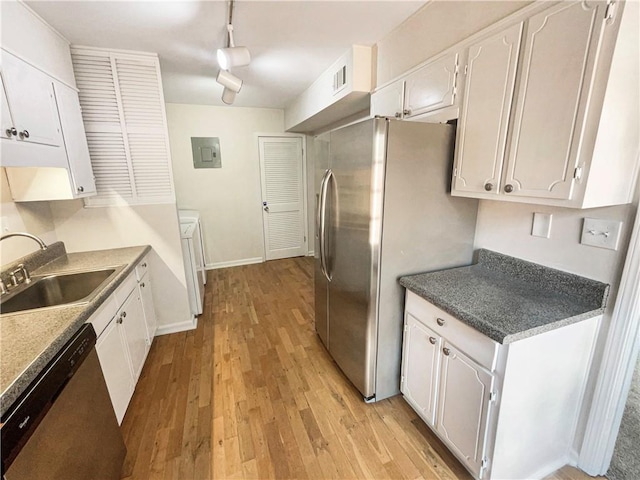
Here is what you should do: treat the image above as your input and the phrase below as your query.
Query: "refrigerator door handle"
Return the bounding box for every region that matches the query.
[316,170,329,239]
[320,169,333,281]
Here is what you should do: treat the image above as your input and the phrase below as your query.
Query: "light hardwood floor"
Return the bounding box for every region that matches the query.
[120,257,599,480]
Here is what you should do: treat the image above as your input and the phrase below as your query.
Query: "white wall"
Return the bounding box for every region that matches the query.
[0,169,58,264]
[49,200,192,333]
[165,103,286,268]
[376,1,530,86]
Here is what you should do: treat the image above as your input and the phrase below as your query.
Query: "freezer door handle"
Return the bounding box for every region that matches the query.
[320,169,333,281]
[316,170,330,239]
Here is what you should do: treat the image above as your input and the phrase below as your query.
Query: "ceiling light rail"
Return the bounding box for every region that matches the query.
[215,0,251,105]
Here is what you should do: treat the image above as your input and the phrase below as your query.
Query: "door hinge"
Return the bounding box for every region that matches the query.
[605,1,617,21]
[453,167,458,177]
[400,375,404,388]
[480,456,490,476]
[574,165,584,181]
[464,64,468,75]
[489,391,498,403]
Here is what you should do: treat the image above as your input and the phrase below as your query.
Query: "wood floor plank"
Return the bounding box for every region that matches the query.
[120,257,599,480]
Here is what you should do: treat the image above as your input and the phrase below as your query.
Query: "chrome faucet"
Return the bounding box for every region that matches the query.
[0,232,48,250]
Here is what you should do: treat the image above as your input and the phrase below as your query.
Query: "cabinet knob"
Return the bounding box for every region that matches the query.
[6,127,17,137]
[484,183,493,192]
[429,337,436,345]
[19,130,30,139]
[141,282,145,288]
[443,347,451,356]
[403,109,412,117]
[436,318,445,326]
[504,184,514,193]
[122,311,127,318]
[116,316,123,324]
[394,112,402,119]
[77,186,84,193]
[141,262,147,268]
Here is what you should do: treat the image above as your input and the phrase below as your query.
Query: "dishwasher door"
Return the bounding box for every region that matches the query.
[3,349,126,480]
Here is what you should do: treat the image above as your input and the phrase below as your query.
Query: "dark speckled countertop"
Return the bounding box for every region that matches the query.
[0,242,150,417]
[399,249,609,344]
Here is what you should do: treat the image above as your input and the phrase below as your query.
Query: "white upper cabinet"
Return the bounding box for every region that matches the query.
[371,51,461,123]
[1,3,97,202]
[504,2,604,200]
[453,23,523,195]
[404,52,459,119]
[2,51,63,148]
[452,1,639,208]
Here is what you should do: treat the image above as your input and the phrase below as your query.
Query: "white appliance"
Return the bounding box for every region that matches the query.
[179,210,206,316]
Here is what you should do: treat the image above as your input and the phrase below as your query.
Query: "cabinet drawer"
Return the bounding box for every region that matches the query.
[405,291,499,370]
[113,271,137,305]
[135,255,150,281]
[88,294,118,338]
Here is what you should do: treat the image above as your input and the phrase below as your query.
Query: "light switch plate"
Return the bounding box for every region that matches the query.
[532,212,552,238]
[581,218,623,250]
[191,137,222,169]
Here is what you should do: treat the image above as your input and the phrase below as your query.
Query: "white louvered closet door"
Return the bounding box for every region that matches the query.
[71,48,175,205]
[259,137,306,261]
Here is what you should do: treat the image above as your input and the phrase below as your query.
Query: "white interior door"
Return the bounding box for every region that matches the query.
[259,136,306,261]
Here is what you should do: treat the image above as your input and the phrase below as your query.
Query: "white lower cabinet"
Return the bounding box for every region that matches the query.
[401,291,601,480]
[138,272,158,342]
[89,256,157,424]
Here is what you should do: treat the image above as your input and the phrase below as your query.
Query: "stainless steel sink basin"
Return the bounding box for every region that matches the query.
[0,266,124,314]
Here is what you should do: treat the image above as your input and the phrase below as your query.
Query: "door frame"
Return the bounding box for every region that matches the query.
[255,132,308,261]
[578,203,640,474]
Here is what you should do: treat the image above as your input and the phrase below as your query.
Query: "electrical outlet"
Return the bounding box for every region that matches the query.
[581,218,623,250]
[532,212,552,238]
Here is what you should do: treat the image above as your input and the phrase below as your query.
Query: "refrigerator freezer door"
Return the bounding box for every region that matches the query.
[327,118,386,399]
[314,132,330,347]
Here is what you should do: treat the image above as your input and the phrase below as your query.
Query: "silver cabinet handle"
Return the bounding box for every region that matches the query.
[19,130,29,139]
[504,184,514,193]
[116,316,123,324]
[429,337,436,345]
[403,109,412,116]
[77,186,84,193]
[394,112,402,119]
[484,183,493,192]
[436,318,445,326]
[141,282,145,288]
[443,347,450,356]
[6,127,17,137]
[141,262,147,268]
[122,311,127,318]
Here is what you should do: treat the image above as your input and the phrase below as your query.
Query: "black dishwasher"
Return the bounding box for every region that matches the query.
[1,324,126,480]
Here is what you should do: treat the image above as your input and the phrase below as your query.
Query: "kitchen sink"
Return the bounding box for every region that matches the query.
[0,266,125,314]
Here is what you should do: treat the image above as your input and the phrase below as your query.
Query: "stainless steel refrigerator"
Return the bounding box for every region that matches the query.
[314,118,478,402]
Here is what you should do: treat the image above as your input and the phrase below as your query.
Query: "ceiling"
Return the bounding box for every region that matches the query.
[26,1,425,109]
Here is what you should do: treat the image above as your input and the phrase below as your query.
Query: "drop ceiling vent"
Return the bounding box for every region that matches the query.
[333,65,347,93]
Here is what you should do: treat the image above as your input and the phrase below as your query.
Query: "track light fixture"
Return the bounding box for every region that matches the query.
[215,0,250,105]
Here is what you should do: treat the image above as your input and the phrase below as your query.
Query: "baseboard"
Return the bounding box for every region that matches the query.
[307,250,314,257]
[523,456,571,480]
[205,257,264,270]
[155,315,198,336]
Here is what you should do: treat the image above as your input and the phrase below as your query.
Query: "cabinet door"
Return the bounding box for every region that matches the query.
[1,73,14,140]
[437,342,495,478]
[404,52,458,117]
[1,51,63,148]
[54,82,96,197]
[453,23,523,195]
[371,80,405,119]
[138,272,158,343]
[503,2,605,199]
[95,319,134,425]
[401,314,441,426]
[119,290,148,382]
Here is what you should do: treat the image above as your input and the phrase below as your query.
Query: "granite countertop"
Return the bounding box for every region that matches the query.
[399,249,609,344]
[0,242,150,416]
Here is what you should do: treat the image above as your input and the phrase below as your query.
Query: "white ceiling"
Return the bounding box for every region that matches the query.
[26,1,425,109]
